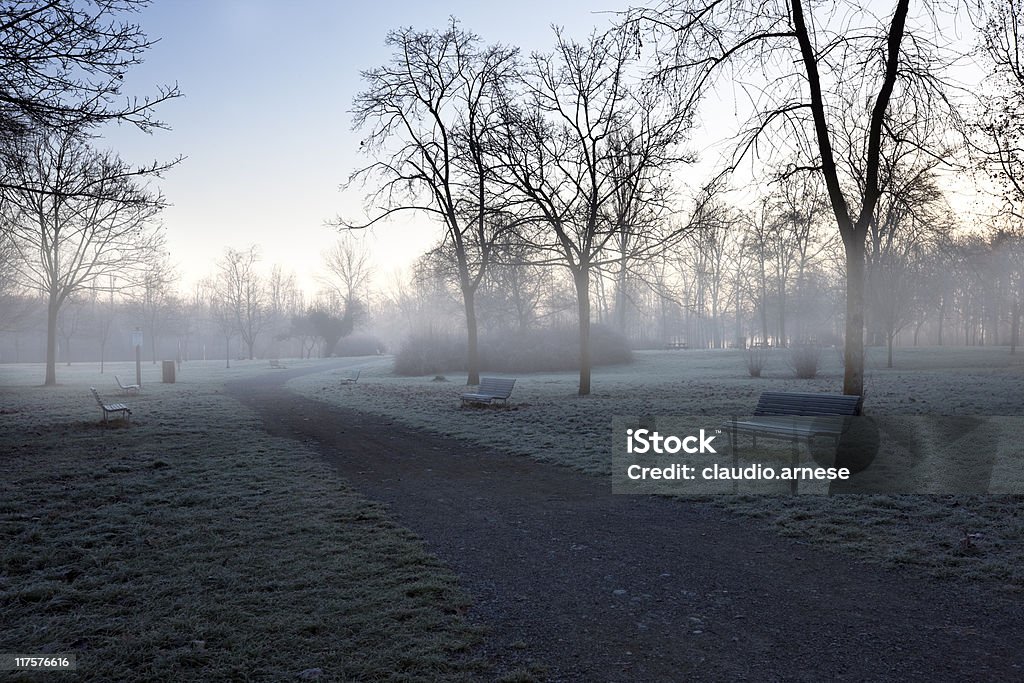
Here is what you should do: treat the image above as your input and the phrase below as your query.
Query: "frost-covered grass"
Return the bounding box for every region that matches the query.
[0,360,481,681]
[289,347,1024,590]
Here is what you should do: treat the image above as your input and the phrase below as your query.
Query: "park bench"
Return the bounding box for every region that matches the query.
[115,375,140,395]
[269,359,286,369]
[339,369,360,384]
[460,377,516,408]
[725,391,863,492]
[91,387,132,424]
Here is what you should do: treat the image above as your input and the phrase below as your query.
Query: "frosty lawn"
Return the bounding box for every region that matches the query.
[0,361,481,681]
[288,348,1024,590]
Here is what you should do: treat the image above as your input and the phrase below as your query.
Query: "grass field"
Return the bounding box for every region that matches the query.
[0,360,482,681]
[288,347,1024,591]
[2,348,1022,681]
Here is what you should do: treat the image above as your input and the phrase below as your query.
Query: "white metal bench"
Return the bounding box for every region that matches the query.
[460,377,516,407]
[340,369,360,384]
[269,359,286,369]
[115,375,140,395]
[91,387,132,423]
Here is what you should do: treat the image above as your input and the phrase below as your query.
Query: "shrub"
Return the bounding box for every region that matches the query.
[746,345,769,378]
[481,324,632,373]
[790,344,822,379]
[334,333,385,357]
[393,324,632,376]
[393,331,466,376]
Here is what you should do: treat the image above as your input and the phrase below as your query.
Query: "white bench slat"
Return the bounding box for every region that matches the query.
[461,377,516,405]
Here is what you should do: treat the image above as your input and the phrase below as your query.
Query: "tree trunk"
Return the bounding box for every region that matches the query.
[843,239,866,396]
[778,287,787,347]
[45,296,59,386]
[887,332,894,369]
[225,336,231,369]
[575,268,592,396]
[937,300,945,346]
[616,257,628,334]
[760,289,769,347]
[462,284,480,386]
[1011,301,1020,355]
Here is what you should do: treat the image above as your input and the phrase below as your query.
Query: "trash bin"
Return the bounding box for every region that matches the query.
[162,360,176,383]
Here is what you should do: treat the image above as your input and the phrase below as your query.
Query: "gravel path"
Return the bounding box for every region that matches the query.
[227,363,1024,682]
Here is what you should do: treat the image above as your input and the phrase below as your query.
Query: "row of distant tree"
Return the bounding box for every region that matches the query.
[2,202,1019,376]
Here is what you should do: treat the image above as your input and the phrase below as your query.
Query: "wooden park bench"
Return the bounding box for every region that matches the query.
[460,377,516,408]
[269,359,286,369]
[91,387,132,424]
[115,375,140,395]
[339,369,360,384]
[725,391,863,492]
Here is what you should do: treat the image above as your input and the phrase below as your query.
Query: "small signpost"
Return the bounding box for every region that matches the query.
[132,329,143,388]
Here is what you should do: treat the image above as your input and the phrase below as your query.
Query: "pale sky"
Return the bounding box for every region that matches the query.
[102,0,623,296]
[102,0,995,299]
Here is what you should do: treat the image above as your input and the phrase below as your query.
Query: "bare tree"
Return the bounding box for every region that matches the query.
[91,276,117,373]
[866,161,953,366]
[0,0,179,146]
[344,20,518,384]
[626,0,960,395]
[57,296,83,365]
[0,213,32,332]
[491,30,691,395]
[321,235,373,315]
[2,129,167,384]
[133,255,176,364]
[977,0,1024,218]
[214,246,267,361]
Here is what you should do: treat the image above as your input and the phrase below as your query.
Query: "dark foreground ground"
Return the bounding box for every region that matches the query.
[228,364,1024,682]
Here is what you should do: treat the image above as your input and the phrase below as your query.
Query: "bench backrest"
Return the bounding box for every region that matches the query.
[753,391,862,417]
[478,377,516,398]
[90,387,105,407]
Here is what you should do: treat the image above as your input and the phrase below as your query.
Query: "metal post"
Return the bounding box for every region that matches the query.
[133,327,143,387]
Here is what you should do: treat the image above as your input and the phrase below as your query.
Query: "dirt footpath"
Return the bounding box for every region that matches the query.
[227,364,1024,682]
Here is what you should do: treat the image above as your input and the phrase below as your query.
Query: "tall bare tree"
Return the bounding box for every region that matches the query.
[626,0,959,395]
[491,30,692,395]
[344,20,518,384]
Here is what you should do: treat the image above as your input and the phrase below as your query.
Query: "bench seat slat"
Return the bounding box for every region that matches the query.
[727,391,862,441]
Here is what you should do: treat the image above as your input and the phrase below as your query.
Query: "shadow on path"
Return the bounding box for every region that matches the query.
[227,363,1023,682]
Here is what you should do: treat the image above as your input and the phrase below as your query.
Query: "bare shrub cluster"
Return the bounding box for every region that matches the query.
[394,325,632,376]
[790,345,823,379]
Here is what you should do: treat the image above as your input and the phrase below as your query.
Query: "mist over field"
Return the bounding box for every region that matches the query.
[2,0,1023,680]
